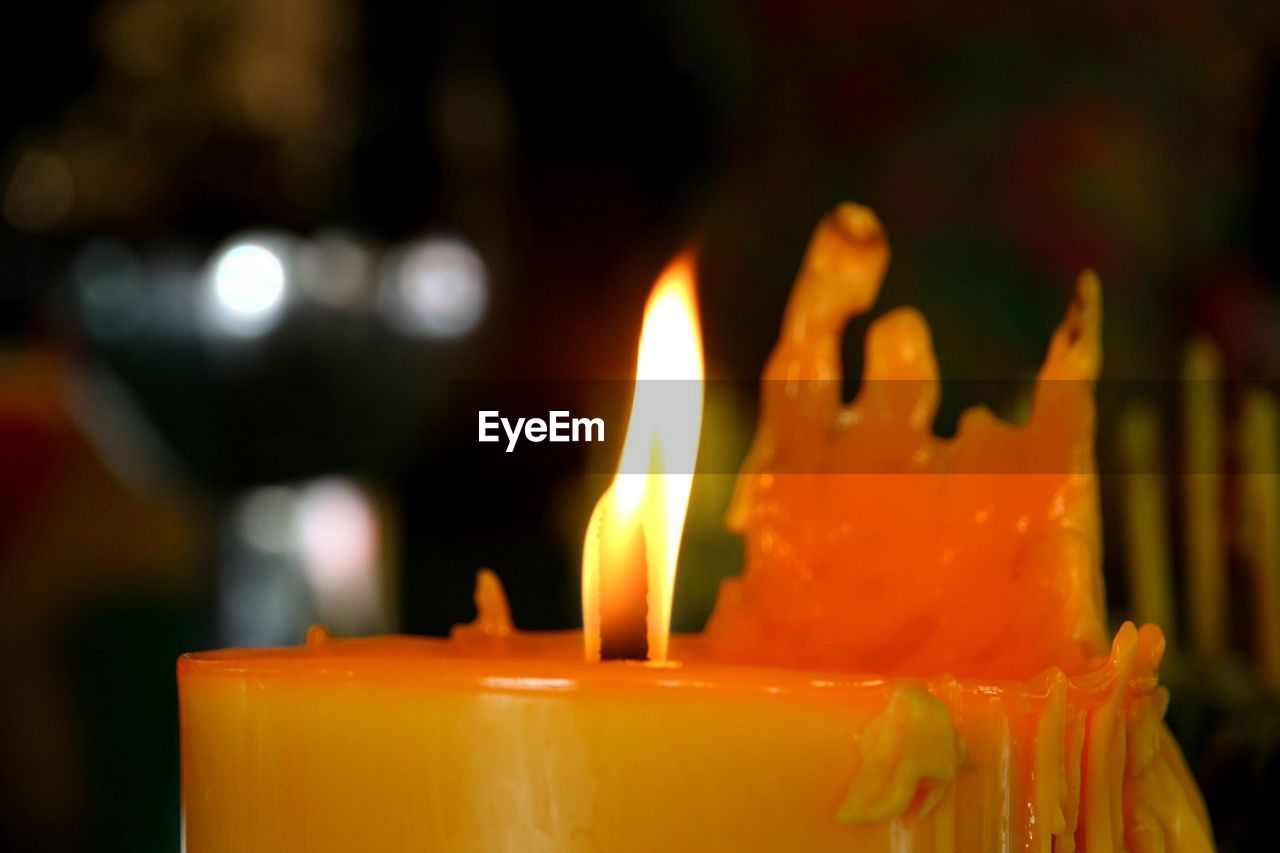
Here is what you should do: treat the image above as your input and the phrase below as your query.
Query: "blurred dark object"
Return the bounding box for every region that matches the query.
[1164,661,1280,853]
[1,0,361,234]
[0,348,201,849]
[70,594,196,853]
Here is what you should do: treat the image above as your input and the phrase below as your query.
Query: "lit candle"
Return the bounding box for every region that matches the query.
[1181,339,1227,660]
[1239,388,1280,687]
[179,205,1213,852]
[1118,401,1175,637]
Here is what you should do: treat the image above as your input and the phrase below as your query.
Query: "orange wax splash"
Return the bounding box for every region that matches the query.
[707,203,1105,680]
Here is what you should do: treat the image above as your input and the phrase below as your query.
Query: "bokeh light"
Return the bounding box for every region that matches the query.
[237,486,299,554]
[204,236,291,337]
[379,237,488,338]
[2,149,74,232]
[218,479,386,647]
[296,230,371,310]
[295,478,385,635]
[72,239,145,341]
[219,485,309,647]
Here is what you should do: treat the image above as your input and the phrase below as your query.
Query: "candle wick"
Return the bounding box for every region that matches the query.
[599,507,649,662]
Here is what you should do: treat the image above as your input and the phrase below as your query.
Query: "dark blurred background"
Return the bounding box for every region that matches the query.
[2,1,1280,850]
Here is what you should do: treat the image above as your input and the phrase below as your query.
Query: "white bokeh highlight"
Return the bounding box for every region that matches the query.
[204,237,290,337]
[380,237,488,338]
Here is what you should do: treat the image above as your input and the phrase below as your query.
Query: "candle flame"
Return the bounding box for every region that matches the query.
[582,253,704,662]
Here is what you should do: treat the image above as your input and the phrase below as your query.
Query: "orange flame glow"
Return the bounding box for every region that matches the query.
[582,253,704,662]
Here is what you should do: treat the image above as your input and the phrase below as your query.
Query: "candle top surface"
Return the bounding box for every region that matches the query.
[179,620,1160,701]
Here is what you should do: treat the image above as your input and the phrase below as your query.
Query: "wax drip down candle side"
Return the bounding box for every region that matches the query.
[178,204,1214,852]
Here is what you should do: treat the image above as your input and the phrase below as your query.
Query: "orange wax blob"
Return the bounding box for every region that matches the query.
[706,203,1105,680]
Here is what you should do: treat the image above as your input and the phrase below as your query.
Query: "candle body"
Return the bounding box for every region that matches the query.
[180,627,1209,852]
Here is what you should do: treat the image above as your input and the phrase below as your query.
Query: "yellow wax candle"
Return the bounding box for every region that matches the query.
[180,204,1213,852]
[180,612,1206,851]
[1238,388,1280,686]
[1181,340,1227,659]
[1118,402,1176,637]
